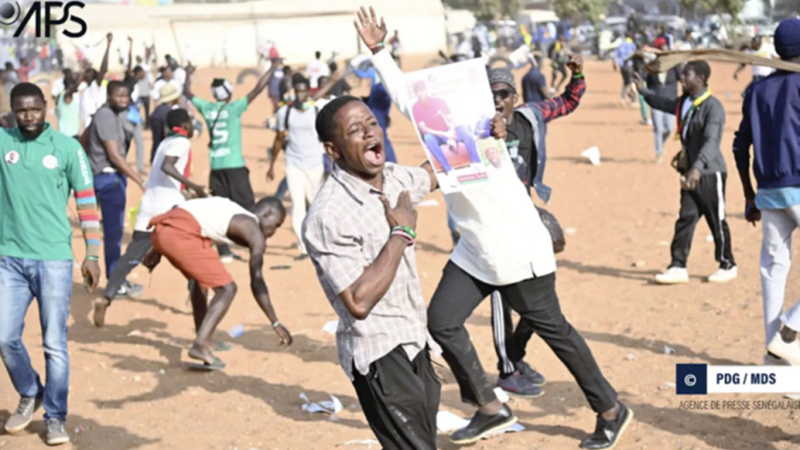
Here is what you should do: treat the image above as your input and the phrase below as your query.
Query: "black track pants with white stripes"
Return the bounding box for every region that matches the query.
[491,291,535,375]
[670,172,735,270]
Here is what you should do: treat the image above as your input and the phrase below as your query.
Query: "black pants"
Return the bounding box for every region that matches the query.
[352,346,441,450]
[491,292,535,375]
[140,96,150,129]
[670,172,735,269]
[209,167,256,255]
[428,261,617,412]
[102,231,152,303]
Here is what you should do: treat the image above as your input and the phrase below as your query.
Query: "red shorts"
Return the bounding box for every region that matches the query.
[149,208,233,290]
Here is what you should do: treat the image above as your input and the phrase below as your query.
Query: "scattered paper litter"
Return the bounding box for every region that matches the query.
[338,439,380,447]
[418,199,439,207]
[300,392,343,414]
[663,345,676,355]
[581,146,601,165]
[436,411,524,436]
[228,324,245,338]
[322,320,339,335]
[493,386,510,403]
[564,228,577,235]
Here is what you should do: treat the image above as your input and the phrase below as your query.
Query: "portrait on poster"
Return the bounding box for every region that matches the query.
[406,59,516,194]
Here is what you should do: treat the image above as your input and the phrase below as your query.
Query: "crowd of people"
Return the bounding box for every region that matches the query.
[1,6,800,450]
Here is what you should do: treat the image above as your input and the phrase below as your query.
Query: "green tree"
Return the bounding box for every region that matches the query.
[442,0,521,21]
[680,0,744,18]
[550,0,610,23]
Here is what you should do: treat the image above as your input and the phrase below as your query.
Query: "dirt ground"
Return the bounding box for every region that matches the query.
[2,54,800,450]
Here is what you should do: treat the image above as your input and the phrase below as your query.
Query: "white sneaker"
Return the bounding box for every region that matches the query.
[220,254,234,264]
[708,266,737,283]
[767,332,800,366]
[654,267,689,285]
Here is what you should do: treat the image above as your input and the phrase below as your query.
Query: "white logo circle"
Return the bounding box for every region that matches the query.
[4,150,19,165]
[42,155,58,170]
[685,374,697,387]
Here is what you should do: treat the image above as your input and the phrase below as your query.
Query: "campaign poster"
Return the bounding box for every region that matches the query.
[405,59,515,194]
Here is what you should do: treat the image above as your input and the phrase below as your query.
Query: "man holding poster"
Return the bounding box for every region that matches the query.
[357,6,631,450]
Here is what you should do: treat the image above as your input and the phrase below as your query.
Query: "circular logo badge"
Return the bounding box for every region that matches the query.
[4,150,19,165]
[0,1,20,26]
[42,155,58,170]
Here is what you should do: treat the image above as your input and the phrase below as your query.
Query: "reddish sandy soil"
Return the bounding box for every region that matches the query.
[2,54,800,450]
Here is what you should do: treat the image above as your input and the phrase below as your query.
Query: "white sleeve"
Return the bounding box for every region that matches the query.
[164,138,189,158]
[276,106,288,132]
[370,49,413,121]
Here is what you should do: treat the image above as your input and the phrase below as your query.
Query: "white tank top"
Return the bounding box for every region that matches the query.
[178,197,257,244]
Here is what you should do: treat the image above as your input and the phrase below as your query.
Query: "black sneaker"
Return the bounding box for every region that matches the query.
[581,402,633,449]
[450,404,517,445]
[516,360,546,386]
[497,371,544,398]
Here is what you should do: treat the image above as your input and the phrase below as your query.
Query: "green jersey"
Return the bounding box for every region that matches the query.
[192,96,249,171]
[0,124,95,260]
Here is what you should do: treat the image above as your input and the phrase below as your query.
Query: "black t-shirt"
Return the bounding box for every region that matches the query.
[506,112,536,195]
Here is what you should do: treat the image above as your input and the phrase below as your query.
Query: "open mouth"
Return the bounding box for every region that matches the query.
[495,104,504,114]
[364,142,384,165]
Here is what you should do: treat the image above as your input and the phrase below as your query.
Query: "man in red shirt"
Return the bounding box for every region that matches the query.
[16,59,35,83]
[413,79,481,174]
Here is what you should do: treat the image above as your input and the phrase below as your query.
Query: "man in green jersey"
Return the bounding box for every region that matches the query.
[0,82,102,446]
[184,60,278,261]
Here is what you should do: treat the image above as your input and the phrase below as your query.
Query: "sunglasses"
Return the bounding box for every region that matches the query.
[491,89,513,100]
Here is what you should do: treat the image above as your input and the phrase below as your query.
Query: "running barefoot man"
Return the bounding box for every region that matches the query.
[145,196,292,369]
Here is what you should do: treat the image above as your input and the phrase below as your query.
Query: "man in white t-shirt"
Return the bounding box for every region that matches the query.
[358,8,630,449]
[79,33,113,130]
[306,51,330,92]
[267,73,334,258]
[151,66,183,103]
[93,109,205,327]
[145,195,292,370]
[734,35,778,88]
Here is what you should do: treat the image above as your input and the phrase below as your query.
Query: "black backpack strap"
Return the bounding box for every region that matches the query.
[284,102,292,132]
[207,102,227,148]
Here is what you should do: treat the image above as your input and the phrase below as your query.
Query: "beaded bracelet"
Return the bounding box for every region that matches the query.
[391,226,417,240]
[369,42,386,51]
[391,230,415,246]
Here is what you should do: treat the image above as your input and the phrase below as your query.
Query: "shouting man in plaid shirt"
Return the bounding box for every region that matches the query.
[357,6,631,450]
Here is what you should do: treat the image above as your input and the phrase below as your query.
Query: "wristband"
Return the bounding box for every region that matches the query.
[368,42,385,51]
[391,230,415,246]
[572,73,584,79]
[272,321,281,328]
[391,226,416,240]
[86,256,99,261]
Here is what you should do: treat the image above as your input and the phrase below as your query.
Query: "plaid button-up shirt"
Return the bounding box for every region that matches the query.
[303,163,440,380]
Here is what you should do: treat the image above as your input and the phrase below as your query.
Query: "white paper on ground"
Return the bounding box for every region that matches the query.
[300,393,343,414]
[436,411,524,436]
[493,386,509,403]
[338,439,380,447]
[581,146,601,165]
[322,320,339,335]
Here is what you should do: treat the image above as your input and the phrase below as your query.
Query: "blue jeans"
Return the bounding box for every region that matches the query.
[275,177,289,201]
[422,126,480,173]
[0,256,73,421]
[652,109,675,157]
[94,172,127,277]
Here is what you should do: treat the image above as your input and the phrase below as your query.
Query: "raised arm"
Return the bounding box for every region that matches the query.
[355,7,414,120]
[125,36,133,76]
[183,64,195,100]
[96,33,112,84]
[531,55,585,123]
[310,70,342,101]
[227,216,292,344]
[246,59,280,104]
[632,72,679,113]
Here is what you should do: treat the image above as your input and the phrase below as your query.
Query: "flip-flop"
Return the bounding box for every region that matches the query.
[214,341,233,352]
[184,357,226,372]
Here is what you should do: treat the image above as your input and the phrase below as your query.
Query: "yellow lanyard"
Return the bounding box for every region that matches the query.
[675,89,712,140]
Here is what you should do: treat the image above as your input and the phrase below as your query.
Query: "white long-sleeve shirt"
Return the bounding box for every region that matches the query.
[371,49,556,285]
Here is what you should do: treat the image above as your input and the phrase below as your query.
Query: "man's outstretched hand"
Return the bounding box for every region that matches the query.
[566,55,584,76]
[354,6,387,53]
